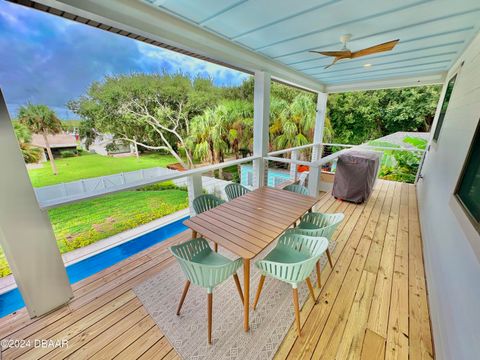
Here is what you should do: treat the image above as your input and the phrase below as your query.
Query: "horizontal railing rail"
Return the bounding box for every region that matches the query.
[38,155,260,209]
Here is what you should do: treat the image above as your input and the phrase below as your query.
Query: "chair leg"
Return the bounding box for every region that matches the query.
[208,293,213,345]
[326,249,334,268]
[292,288,301,336]
[305,277,317,304]
[214,242,218,252]
[253,275,266,310]
[315,261,322,288]
[233,273,244,304]
[176,280,191,315]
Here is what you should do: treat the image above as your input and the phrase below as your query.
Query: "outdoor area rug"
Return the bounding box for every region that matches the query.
[134,240,335,360]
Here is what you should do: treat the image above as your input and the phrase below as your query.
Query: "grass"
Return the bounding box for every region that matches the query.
[0,185,188,277]
[28,153,177,187]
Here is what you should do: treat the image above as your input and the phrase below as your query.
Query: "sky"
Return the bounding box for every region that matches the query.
[0,1,249,119]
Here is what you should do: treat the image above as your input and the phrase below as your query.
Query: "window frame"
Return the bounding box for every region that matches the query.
[454,118,480,235]
[432,74,457,143]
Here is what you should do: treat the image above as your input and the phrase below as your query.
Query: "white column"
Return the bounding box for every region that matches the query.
[308,165,321,197]
[290,150,298,181]
[252,71,271,188]
[187,173,203,215]
[0,90,72,318]
[311,92,328,162]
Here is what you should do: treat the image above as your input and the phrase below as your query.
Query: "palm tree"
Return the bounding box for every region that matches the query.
[18,104,63,175]
[13,122,42,164]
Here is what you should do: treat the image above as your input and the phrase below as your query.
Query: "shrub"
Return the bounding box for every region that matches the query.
[60,150,78,158]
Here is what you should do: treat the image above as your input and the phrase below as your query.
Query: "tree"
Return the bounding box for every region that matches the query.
[327,85,440,144]
[13,122,42,164]
[18,104,62,174]
[70,73,221,169]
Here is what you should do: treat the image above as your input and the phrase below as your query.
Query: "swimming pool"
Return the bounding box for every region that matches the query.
[0,216,189,318]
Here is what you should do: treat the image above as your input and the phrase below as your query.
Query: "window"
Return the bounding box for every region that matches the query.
[455,119,480,233]
[433,74,457,142]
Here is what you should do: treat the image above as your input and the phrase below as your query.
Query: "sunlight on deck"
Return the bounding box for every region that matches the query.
[0,180,432,360]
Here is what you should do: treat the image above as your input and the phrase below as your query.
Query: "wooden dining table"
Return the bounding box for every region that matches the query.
[183,186,319,331]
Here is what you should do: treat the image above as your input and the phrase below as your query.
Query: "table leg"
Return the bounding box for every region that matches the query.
[192,230,197,239]
[243,258,250,332]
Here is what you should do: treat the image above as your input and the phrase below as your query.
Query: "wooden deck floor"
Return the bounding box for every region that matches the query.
[0,180,433,359]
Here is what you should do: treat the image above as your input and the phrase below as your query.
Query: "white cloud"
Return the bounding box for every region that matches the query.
[137,42,249,86]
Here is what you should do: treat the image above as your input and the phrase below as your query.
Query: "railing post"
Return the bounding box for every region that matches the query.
[312,92,328,162]
[187,173,203,215]
[290,150,298,181]
[308,164,321,197]
[253,71,270,188]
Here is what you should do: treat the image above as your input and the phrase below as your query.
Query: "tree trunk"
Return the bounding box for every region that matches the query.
[42,132,58,175]
[133,137,139,159]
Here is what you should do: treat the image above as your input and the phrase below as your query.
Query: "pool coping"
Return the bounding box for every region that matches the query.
[0,208,190,295]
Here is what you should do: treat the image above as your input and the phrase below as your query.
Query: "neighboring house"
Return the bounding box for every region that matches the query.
[30,133,77,161]
[85,133,134,157]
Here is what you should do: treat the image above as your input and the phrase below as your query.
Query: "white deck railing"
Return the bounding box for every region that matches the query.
[35,142,425,210]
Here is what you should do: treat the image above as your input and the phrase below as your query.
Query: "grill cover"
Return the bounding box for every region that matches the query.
[332,150,381,203]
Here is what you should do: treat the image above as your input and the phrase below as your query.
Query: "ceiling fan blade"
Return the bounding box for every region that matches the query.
[351,39,399,58]
[310,50,352,57]
[324,57,341,69]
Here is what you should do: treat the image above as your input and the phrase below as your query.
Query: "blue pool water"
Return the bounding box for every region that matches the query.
[0,216,189,318]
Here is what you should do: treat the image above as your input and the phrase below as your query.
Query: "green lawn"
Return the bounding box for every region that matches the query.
[0,187,188,277]
[28,153,177,187]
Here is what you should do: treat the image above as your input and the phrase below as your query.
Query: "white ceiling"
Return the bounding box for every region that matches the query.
[142,0,480,88]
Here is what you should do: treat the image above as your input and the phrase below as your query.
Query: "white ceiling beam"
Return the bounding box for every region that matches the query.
[325,73,446,93]
[34,0,325,93]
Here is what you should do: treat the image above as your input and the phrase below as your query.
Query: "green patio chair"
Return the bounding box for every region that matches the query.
[283,184,310,196]
[294,212,345,287]
[225,183,250,201]
[170,238,244,344]
[253,230,329,336]
[192,194,225,214]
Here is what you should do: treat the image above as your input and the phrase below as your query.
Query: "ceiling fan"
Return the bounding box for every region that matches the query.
[309,34,399,69]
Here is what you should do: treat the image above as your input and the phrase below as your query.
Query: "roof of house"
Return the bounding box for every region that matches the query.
[370,131,429,149]
[31,133,77,149]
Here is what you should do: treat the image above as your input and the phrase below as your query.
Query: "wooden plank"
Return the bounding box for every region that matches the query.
[335,270,377,360]
[45,299,145,360]
[114,325,164,360]
[279,181,388,360]
[368,181,402,337]
[3,291,137,359]
[70,313,156,359]
[385,183,410,360]
[137,336,172,360]
[408,185,434,360]
[361,329,386,360]
[310,181,392,360]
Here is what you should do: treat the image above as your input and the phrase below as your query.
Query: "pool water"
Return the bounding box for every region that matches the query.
[0,216,189,318]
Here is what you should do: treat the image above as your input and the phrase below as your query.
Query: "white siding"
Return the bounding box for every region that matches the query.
[417,31,480,360]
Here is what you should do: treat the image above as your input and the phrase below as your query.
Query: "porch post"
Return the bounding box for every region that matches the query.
[187,173,203,215]
[0,90,72,318]
[252,71,271,189]
[311,92,328,162]
[290,150,298,181]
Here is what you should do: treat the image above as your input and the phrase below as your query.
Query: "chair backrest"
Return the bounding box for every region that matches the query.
[170,238,242,292]
[225,183,250,201]
[256,231,328,285]
[192,194,224,214]
[283,184,310,196]
[297,212,345,240]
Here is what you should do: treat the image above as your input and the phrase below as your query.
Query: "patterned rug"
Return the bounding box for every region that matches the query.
[134,240,335,360]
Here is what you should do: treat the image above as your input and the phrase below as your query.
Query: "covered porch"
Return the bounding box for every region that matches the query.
[1,0,479,359]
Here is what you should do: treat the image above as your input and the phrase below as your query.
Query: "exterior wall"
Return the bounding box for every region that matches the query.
[417,31,480,360]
